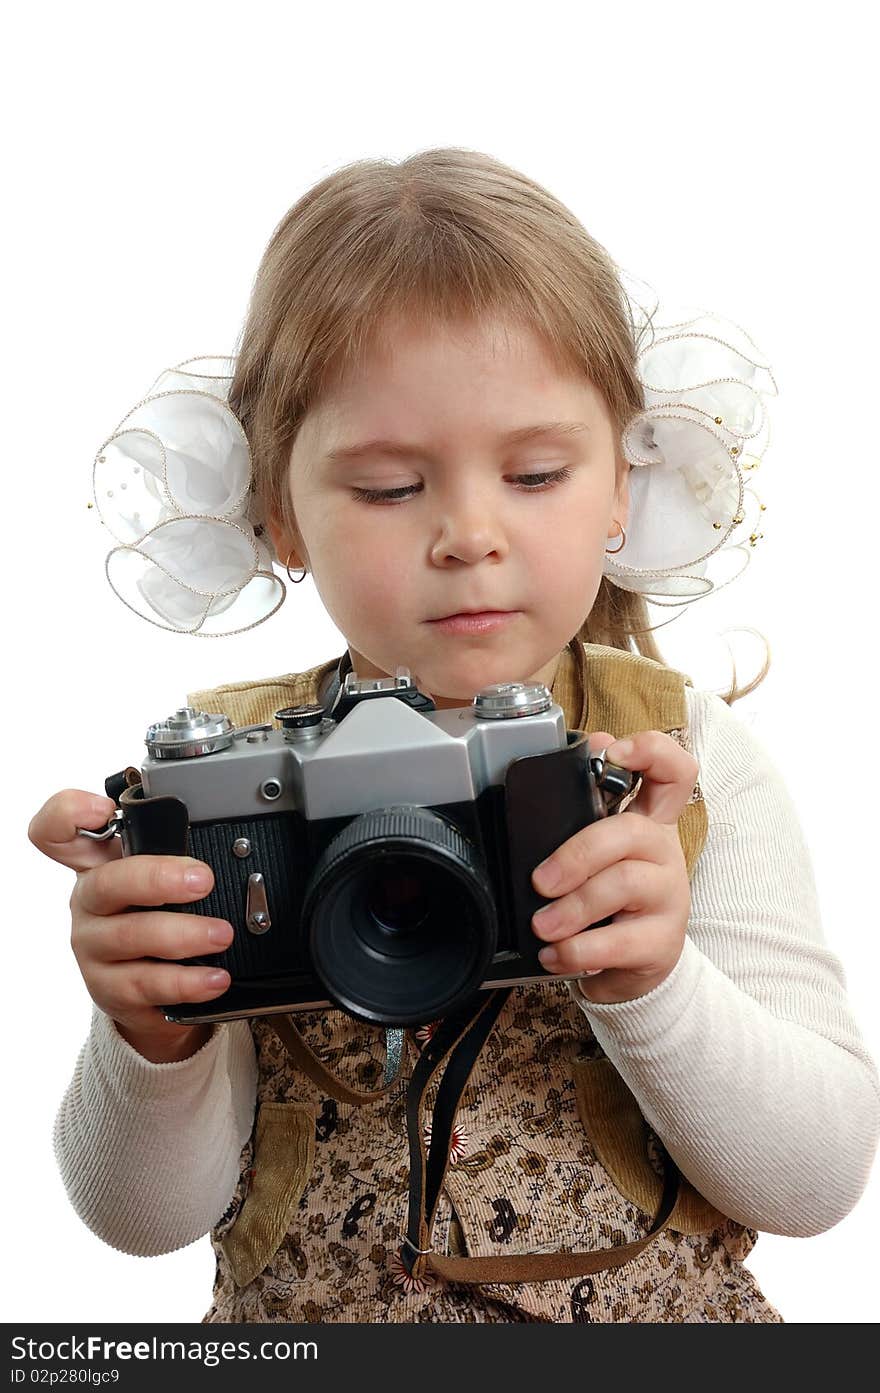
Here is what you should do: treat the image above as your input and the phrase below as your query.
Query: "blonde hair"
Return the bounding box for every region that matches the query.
[229,147,768,705]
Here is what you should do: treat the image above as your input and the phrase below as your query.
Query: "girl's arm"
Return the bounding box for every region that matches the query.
[570,685,880,1237]
[53,1007,258,1255]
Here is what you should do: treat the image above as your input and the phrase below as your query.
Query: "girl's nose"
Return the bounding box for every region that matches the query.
[429,492,509,566]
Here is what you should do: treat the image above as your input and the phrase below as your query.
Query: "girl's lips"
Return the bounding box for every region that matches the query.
[428,610,519,634]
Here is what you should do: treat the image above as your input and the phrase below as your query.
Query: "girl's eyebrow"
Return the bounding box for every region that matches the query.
[322,420,591,468]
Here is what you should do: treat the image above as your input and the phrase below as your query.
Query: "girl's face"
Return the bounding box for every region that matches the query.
[270,314,629,709]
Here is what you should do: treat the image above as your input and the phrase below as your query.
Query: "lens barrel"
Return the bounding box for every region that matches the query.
[301,805,497,1026]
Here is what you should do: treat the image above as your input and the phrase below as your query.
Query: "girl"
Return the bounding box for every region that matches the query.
[30,148,879,1323]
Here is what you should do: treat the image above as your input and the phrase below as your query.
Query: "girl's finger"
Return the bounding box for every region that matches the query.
[531,809,667,899]
[73,855,215,918]
[597,731,698,824]
[532,858,664,942]
[77,908,234,965]
[586,732,616,756]
[90,959,231,1015]
[28,790,122,872]
[535,915,671,977]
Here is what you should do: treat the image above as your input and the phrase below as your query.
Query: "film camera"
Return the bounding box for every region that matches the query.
[83,667,639,1028]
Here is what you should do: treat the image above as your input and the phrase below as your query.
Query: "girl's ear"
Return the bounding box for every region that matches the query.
[266,514,307,572]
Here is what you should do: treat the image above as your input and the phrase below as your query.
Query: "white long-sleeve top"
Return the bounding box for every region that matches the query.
[53,685,880,1256]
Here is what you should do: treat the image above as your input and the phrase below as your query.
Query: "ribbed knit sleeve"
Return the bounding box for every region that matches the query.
[569,686,880,1237]
[53,1005,258,1256]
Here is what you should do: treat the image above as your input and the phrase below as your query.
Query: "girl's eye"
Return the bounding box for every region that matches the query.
[513,466,573,491]
[351,483,423,505]
[351,466,573,505]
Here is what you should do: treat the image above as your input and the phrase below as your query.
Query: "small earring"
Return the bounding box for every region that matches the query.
[285,552,308,584]
[605,522,626,555]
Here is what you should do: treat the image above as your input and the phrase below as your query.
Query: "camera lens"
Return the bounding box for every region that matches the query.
[363,861,431,938]
[302,806,497,1027]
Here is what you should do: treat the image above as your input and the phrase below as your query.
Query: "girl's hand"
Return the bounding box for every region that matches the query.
[530,732,698,1005]
[28,789,233,1062]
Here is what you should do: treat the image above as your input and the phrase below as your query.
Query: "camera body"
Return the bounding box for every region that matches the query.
[109,666,638,1028]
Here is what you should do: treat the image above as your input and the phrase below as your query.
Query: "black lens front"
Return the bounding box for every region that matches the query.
[302,806,497,1027]
[362,859,432,941]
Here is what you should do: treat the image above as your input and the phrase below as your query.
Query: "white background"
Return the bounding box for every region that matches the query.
[4,0,877,1325]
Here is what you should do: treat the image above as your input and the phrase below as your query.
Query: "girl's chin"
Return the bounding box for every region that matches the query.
[416,662,539,707]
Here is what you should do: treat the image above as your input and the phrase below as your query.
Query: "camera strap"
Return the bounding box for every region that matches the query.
[400,987,682,1286]
[265,1013,404,1105]
[266,986,680,1285]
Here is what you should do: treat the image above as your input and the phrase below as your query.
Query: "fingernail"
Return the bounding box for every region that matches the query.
[606,739,633,761]
[184,865,212,890]
[207,923,233,946]
[533,904,562,934]
[535,859,561,891]
[538,947,558,968]
[205,969,229,988]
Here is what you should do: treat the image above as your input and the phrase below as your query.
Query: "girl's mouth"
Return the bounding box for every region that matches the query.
[427,611,519,634]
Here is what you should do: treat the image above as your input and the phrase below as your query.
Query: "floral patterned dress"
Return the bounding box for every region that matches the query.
[203,980,781,1323]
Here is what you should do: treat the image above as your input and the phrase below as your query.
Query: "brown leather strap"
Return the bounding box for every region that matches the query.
[425,1189,679,1282]
[424,1159,679,1282]
[264,1013,400,1107]
[400,989,681,1285]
